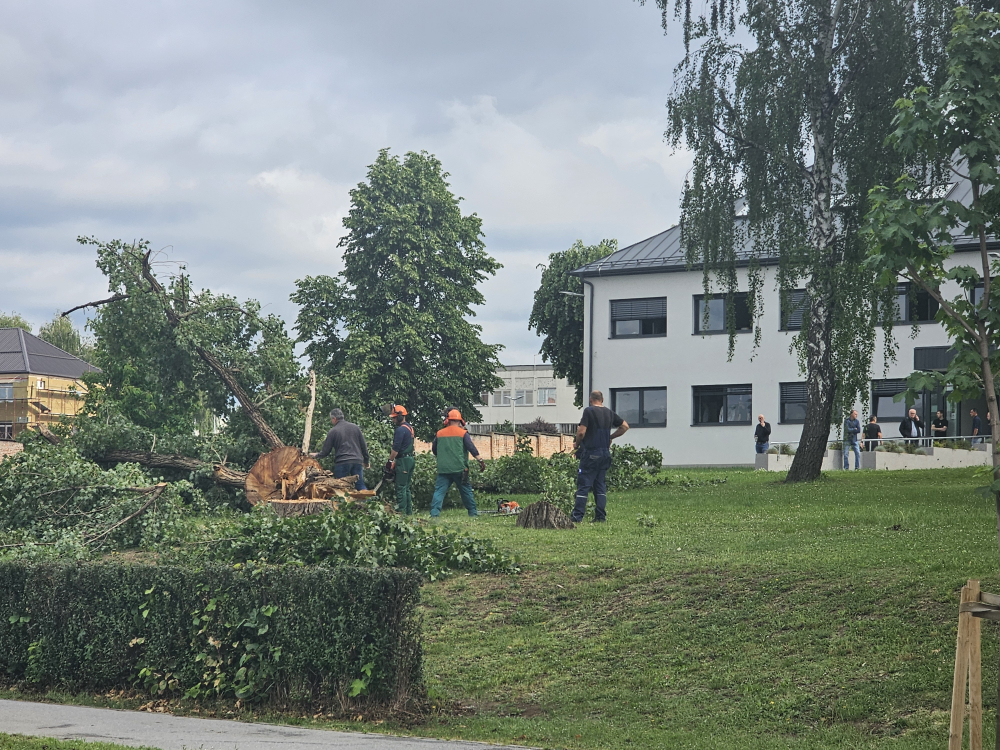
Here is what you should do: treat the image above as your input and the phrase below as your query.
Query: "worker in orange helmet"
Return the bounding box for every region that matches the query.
[386,405,415,515]
[430,408,485,517]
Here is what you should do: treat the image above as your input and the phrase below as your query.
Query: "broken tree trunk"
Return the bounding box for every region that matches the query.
[515,501,575,530]
[302,369,317,453]
[244,445,360,506]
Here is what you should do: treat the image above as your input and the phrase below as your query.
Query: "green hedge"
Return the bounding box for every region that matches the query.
[0,561,422,706]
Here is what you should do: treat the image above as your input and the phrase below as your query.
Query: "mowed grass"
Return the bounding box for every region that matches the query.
[412,468,999,749]
[0,736,155,750]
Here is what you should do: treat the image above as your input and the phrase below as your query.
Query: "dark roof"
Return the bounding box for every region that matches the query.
[0,328,99,379]
[572,179,996,278]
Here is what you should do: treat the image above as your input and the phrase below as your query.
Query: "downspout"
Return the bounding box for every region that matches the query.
[583,278,594,399]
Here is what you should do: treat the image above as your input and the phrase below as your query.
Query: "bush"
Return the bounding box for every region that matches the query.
[779,443,796,456]
[915,447,929,455]
[172,503,518,580]
[522,418,558,435]
[0,561,422,706]
[766,446,779,455]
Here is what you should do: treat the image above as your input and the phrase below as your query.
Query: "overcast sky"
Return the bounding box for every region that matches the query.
[0,0,690,365]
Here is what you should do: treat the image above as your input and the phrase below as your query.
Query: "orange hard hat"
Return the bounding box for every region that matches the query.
[390,404,408,417]
[446,409,463,422]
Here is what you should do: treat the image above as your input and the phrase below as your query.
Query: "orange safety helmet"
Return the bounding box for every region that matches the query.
[389,404,408,417]
[445,408,464,423]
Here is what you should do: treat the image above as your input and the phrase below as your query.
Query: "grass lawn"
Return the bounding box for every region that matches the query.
[0,735,153,750]
[411,467,1000,749]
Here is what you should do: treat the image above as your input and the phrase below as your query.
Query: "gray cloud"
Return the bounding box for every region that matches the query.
[0,0,689,364]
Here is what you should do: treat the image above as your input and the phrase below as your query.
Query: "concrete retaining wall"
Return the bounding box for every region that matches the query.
[757,446,991,471]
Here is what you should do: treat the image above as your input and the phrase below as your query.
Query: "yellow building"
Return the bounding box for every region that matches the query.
[0,327,98,441]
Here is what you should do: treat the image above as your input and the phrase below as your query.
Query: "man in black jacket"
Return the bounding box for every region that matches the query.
[754,414,771,454]
[899,408,923,445]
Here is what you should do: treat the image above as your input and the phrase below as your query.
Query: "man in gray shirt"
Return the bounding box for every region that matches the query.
[310,409,370,490]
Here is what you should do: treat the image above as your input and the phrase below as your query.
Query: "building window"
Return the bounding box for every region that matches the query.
[779,382,808,423]
[36,379,45,390]
[479,392,490,406]
[538,388,557,405]
[692,384,752,425]
[515,389,533,406]
[693,294,752,334]
[0,422,11,440]
[871,379,919,421]
[0,385,12,402]
[610,298,667,338]
[895,284,939,323]
[612,388,666,427]
[492,390,511,407]
[780,289,808,331]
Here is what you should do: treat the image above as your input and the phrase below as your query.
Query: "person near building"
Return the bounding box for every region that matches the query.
[386,405,415,515]
[971,408,983,443]
[843,409,862,470]
[572,390,630,523]
[986,412,993,444]
[899,407,923,445]
[430,409,485,517]
[931,410,949,442]
[863,415,882,451]
[754,414,771,454]
[311,408,370,490]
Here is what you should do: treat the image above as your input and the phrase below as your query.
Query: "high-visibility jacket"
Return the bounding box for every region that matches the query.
[435,423,470,474]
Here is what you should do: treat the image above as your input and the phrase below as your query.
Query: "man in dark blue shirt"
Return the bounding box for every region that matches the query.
[572,390,629,523]
[386,405,416,515]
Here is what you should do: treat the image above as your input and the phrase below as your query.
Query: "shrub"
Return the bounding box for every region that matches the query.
[874,445,888,452]
[766,446,780,455]
[915,447,929,455]
[175,503,518,580]
[522,417,558,435]
[0,561,422,706]
[779,443,796,456]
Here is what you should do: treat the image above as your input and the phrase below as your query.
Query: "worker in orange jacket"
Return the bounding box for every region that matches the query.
[430,409,485,517]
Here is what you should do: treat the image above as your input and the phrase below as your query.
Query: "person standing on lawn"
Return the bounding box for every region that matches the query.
[310,408,370,490]
[572,390,629,523]
[863,415,882,451]
[843,409,861,470]
[386,405,415,515]
[754,414,771,454]
[430,409,485,517]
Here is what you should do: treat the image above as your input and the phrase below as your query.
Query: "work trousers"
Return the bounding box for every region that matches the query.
[842,441,860,470]
[573,453,612,522]
[394,455,415,515]
[334,463,367,490]
[430,471,478,517]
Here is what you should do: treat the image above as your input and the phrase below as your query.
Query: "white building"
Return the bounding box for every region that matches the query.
[474,364,581,433]
[572,186,994,466]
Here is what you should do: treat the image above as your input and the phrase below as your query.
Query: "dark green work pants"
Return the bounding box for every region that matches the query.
[394,455,416,515]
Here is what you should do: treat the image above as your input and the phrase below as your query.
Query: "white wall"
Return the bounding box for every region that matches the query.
[582,263,958,466]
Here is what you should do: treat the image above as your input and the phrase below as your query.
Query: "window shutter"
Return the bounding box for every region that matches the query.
[780,382,808,402]
[727,384,752,396]
[611,297,666,321]
[783,290,808,329]
[914,346,955,372]
[872,379,909,397]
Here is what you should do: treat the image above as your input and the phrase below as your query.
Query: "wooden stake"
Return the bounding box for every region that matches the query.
[302,369,317,453]
[950,580,982,750]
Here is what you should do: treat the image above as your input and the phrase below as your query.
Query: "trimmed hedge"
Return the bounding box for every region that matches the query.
[0,561,422,706]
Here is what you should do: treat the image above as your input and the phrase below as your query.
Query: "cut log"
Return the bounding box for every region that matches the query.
[515,501,575,530]
[268,499,333,518]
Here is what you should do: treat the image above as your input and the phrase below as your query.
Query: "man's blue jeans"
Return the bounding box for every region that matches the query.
[755,441,769,454]
[334,463,367,490]
[573,454,612,522]
[430,472,478,517]
[843,441,860,470]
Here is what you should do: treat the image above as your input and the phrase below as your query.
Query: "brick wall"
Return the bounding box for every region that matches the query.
[412,433,575,461]
[0,442,24,460]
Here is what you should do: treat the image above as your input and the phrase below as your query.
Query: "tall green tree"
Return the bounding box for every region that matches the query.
[0,312,31,332]
[865,8,1000,559]
[650,0,953,480]
[38,315,94,362]
[292,149,503,438]
[529,239,616,406]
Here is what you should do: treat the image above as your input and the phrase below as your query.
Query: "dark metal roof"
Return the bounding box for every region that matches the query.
[0,328,99,379]
[572,178,995,278]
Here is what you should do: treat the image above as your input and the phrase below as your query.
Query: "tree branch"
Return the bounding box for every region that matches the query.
[84,483,167,545]
[903,263,984,344]
[831,0,867,57]
[61,293,129,317]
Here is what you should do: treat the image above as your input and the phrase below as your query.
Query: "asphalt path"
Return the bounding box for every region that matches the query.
[0,700,532,750]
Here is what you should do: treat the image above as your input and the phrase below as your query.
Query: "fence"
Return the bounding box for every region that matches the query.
[414,432,576,460]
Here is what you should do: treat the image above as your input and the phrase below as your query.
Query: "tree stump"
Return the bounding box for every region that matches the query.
[515,501,575,530]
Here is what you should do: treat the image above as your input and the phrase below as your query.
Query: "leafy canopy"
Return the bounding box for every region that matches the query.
[293,149,503,437]
[528,239,616,406]
[864,8,1000,456]
[0,312,31,332]
[37,315,93,362]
